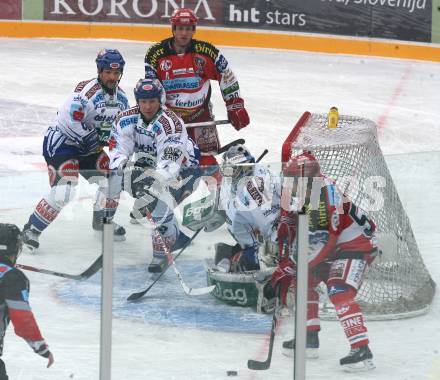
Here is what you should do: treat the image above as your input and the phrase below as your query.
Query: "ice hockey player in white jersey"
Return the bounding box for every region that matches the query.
[218,144,281,272]
[22,49,129,252]
[108,78,200,273]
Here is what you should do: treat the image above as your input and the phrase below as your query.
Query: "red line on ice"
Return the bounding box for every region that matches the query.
[377,64,412,130]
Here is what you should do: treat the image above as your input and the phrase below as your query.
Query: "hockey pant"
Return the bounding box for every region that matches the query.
[182,103,222,182]
[130,167,200,259]
[27,151,119,233]
[305,258,372,349]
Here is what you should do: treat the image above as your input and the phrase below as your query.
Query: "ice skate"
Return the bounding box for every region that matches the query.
[92,212,126,242]
[22,223,41,253]
[282,331,319,359]
[340,344,375,372]
[148,254,169,274]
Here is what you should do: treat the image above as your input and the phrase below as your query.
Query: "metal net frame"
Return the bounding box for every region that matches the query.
[283,112,436,320]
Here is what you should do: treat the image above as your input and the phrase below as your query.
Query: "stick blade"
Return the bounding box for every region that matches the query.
[127,291,146,302]
[247,359,270,370]
[186,284,216,296]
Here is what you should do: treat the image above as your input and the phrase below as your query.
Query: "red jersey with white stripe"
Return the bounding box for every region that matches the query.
[291,176,377,268]
[144,38,242,121]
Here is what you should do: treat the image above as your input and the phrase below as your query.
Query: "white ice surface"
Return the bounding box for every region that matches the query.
[0,37,439,379]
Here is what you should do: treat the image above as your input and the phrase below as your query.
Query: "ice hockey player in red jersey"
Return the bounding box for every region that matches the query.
[0,223,54,379]
[272,152,377,371]
[144,8,250,178]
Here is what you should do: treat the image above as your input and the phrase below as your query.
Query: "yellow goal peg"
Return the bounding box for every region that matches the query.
[327,106,339,128]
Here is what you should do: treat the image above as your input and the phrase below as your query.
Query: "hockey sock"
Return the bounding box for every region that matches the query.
[329,286,369,348]
[28,198,61,232]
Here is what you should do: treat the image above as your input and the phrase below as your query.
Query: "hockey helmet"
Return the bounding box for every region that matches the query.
[222,144,255,182]
[283,152,320,178]
[96,49,125,72]
[134,78,163,103]
[0,223,23,258]
[170,8,198,29]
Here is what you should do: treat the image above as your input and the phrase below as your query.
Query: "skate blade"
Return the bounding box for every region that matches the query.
[282,348,319,359]
[23,244,38,254]
[342,359,375,372]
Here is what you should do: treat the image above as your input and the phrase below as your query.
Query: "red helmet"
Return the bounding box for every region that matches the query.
[283,152,320,178]
[170,8,198,27]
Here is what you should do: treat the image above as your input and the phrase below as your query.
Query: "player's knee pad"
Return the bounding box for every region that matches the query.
[48,181,77,208]
[151,214,179,254]
[47,158,79,187]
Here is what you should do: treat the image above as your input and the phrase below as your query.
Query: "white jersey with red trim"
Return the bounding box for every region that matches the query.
[222,164,282,249]
[289,176,377,268]
[45,78,129,157]
[108,105,199,181]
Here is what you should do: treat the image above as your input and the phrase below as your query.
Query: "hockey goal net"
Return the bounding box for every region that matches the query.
[282,111,436,320]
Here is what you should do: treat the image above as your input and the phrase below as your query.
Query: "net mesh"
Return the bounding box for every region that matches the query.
[284,112,436,320]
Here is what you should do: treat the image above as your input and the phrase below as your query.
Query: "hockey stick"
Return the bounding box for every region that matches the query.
[185,119,230,129]
[127,228,203,301]
[17,254,103,281]
[216,138,245,155]
[131,204,214,297]
[256,149,269,163]
[247,283,281,370]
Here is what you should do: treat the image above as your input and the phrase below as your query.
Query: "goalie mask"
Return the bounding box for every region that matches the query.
[222,144,255,184]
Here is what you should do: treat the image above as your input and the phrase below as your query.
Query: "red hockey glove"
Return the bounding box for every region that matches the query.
[270,257,296,306]
[277,209,296,255]
[226,98,250,131]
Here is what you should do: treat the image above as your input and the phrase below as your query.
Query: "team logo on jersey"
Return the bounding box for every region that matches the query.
[160,59,172,71]
[193,56,206,74]
[70,104,85,122]
[215,54,229,73]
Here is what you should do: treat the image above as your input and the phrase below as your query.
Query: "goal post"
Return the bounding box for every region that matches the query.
[282,111,436,320]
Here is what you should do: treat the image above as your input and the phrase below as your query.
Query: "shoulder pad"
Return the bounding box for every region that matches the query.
[118,106,139,120]
[145,39,171,67]
[74,79,94,93]
[84,82,102,99]
[192,40,219,61]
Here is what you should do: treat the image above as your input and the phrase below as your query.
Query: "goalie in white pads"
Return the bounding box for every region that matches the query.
[218,144,281,272]
[108,78,200,273]
[271,152,377,371]
[205,144,282,313]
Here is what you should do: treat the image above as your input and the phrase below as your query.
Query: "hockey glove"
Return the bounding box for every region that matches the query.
[226,98,250,131]
[270,257,296,306]
[231,245,260,272]
[277,209,296,255]
[82,129,100,154]
[32,340,51,358]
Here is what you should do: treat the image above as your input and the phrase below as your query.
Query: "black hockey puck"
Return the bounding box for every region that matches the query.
[226,370,238,376]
